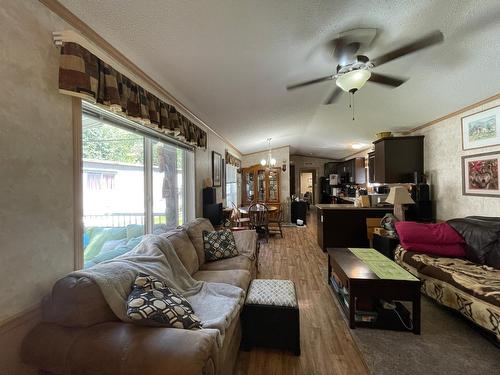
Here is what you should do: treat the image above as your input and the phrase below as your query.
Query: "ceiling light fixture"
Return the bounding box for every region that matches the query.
[335,69,371,121]
[260,138,277,167]
[336,69,371,93]
[351,143,365,150]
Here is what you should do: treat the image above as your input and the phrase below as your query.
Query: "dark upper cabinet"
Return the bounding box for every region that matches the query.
[368,152,375,183]
[324,162,339,176]
[338,158,366,184]
[373,136,424,183]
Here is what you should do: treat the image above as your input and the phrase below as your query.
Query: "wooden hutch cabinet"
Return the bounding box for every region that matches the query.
[241,165,281,206]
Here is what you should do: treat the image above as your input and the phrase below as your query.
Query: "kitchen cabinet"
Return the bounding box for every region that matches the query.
[368,152,375,183]
[373,136,424,183]
[324,162,339,176]
[242,165,281,205]
[338,158,366,184]
[316,205,393,251]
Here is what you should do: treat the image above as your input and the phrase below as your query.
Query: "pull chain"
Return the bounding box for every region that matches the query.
[352,93,355,121]
[347,92,355,121]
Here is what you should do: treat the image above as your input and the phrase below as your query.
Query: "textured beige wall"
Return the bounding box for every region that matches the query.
[414,98,500,220]
[0,1,75,373]
[0,0,74,322]
[195,131,241,216]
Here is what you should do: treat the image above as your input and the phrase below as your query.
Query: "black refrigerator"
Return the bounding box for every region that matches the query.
[319,177,331,204]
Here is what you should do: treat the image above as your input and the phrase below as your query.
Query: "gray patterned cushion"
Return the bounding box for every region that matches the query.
[203,230,239,262]
[245,279,297,308]
[126,273,202,329]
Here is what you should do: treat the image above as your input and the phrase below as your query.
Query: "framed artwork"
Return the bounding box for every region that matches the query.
[212,151,222,187]
[461,105,500,150]
[462,151,500,197]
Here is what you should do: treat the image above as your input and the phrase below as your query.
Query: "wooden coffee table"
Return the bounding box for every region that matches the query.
[327,247,422,334]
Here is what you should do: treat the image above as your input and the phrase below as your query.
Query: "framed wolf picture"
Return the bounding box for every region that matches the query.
[461,105,500,150]
[462,151,500,197]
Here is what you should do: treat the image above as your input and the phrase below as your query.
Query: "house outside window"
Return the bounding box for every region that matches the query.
[81,104,195,269]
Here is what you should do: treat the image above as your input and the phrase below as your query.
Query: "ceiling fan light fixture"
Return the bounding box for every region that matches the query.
[336,69,371,92]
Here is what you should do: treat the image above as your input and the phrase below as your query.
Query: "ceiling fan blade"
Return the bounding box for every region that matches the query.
[368,72,407,87]
[286,75,334,91]
[324,87,343,105]
[370,30,444,67]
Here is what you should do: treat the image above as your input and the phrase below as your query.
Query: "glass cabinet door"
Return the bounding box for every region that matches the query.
[245,170,254,203]
[257,169,265,201]
[268,169,279,202]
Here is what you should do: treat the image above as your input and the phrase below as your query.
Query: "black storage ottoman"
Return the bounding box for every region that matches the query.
[241,279,300,355]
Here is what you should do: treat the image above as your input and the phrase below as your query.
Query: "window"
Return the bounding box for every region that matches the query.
[225,164,238,207]
[81,103,194,268]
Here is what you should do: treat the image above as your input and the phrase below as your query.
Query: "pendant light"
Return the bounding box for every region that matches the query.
[260,138,277,167]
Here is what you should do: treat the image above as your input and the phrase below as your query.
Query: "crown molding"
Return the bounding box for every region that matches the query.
[39,0,241,153]
[408,93,500,133]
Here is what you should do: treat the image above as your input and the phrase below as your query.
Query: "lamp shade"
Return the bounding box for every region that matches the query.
[385,186,415,205]
[336,69,371,92]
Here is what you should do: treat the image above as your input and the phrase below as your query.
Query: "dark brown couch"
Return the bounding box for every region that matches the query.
[21,218,257,375]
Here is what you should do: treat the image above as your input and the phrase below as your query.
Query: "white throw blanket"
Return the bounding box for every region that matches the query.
[72,234,245,347]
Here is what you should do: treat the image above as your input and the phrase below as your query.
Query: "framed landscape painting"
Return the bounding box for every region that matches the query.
[212,151,222,187]
[461,105,500,150]
[462,151,500,197]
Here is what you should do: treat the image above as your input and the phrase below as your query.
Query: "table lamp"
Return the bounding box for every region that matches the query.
[385,186,415,221]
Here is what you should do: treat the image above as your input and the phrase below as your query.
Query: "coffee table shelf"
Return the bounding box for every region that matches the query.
[327,248,421,334]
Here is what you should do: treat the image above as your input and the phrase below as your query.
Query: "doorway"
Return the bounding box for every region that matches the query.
[299,169,316,204]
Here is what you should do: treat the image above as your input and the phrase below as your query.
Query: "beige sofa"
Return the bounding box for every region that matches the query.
[21,218,257,375]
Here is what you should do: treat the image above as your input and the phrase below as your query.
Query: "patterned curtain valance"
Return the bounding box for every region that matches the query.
[58,42,207,148]
[225,151,241,168]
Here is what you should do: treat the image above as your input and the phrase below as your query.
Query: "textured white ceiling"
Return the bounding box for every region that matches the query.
[59,0,500,158]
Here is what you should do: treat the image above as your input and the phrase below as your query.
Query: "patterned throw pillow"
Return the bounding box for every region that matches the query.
[203,230,239,261]
[126,273,202,329]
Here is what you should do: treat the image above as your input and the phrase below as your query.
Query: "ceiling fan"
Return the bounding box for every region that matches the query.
[286,30,444,105]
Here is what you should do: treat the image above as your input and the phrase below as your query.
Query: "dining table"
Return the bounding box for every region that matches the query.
[238,205,278,215]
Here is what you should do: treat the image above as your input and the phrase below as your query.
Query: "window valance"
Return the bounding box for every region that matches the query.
[225,151,241,168]
[58,42,207,148]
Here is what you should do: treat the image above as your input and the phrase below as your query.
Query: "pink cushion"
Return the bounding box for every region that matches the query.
[396,221,466,257]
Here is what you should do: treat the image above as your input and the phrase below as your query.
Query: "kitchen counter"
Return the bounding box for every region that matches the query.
[339,196,356,203]
[316,204,391,210]
[316,204,393,251]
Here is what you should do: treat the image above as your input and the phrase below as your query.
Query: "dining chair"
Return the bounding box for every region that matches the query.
[268,203,284,238]
[248,203,270,242]
[231,202,250,228]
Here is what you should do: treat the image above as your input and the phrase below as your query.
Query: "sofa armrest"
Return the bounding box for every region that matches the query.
[22,322,218,375]
[232,230,257,259]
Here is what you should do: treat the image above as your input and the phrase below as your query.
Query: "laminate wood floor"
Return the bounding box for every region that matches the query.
[235,209,369,375]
